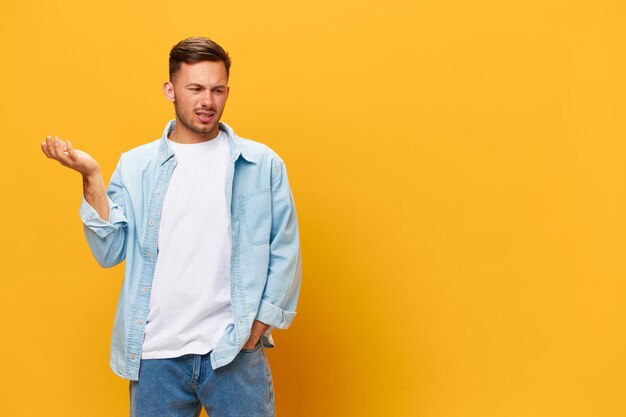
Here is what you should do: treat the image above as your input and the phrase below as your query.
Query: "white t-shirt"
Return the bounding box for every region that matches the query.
[141,130,233,359]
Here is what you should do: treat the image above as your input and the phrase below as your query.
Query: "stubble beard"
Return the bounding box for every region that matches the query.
[175,103,220,137]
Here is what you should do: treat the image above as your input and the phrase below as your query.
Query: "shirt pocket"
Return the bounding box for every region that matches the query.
[241,187,272,245]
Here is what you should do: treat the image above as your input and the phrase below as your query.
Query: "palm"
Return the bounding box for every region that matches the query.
[64,147,98,173]
[41,136,100,176]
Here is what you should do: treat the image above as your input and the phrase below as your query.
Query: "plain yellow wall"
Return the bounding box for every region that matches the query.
[1,0,625,416]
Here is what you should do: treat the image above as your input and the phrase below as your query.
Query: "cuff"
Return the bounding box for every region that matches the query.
[255,299,297,329]
[79,195,126,238]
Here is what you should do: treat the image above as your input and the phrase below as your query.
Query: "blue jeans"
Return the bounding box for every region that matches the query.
[129,343,275,417]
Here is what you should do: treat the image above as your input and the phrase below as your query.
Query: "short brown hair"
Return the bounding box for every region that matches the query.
[169,37,231,80]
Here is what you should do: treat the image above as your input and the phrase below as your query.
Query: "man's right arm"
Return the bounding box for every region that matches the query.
[41,135,128,267]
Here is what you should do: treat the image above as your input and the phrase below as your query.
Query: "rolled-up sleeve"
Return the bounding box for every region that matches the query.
[80,159,128,268]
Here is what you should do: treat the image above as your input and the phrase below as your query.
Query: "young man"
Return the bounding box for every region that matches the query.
[41,37,301,417]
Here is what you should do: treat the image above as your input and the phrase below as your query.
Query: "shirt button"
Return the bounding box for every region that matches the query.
[148,220,155,227]
[146,252,152,258]
[143,287,149,292]
[136,320,142,325]
[130,354,136,360]
[155,188,161,195]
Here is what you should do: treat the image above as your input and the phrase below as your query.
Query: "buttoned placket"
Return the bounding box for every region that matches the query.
[210,143,251,368]
[127,147,178,370]
[227,152,246,337]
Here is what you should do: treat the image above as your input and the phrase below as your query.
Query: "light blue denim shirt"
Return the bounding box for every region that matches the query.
[80,120,301,381]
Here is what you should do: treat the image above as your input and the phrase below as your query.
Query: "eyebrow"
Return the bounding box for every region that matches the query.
[185,83,227,89]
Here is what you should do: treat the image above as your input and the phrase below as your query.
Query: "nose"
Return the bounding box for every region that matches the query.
[200,90,214,107]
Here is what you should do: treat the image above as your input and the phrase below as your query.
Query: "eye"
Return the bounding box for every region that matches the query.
[190,87,201,92]
[213,88,225,94]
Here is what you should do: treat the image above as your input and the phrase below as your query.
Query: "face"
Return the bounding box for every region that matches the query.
[163,61,230,142]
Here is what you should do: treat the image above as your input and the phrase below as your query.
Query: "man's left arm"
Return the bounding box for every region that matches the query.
[245,158,302,348]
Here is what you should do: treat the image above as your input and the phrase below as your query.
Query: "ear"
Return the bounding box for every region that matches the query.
[163,81,175,102]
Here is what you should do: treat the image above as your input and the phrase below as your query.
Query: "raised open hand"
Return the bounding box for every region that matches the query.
[41,135,100,176]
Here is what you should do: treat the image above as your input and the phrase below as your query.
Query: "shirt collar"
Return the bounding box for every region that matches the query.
[158,119,257,166]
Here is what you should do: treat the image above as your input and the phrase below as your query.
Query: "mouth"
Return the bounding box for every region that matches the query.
[195,111,215,123]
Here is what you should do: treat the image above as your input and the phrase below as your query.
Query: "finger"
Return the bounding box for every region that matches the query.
[58,137,68,152]
[49,136,60,159]
[41,136,53,158]
[57,138,72,163]
[44,135,57,159]
[53,137,72,164]
[66,139,76,159]
[41,142,51,158]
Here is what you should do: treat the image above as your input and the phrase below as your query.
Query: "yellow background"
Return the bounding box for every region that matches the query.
[1,0,625,416]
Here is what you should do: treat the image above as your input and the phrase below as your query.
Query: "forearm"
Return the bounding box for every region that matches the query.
[250,319,270,340]
[82,171,109,221]
[243,319,270,349]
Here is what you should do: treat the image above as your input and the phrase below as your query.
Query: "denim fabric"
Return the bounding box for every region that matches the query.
[80,120,302,381]
[130,343,274,417]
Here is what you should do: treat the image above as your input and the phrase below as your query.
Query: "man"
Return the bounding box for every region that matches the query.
[40,37,301,417]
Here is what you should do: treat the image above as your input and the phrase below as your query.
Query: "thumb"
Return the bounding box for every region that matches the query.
[66,140,76,158]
